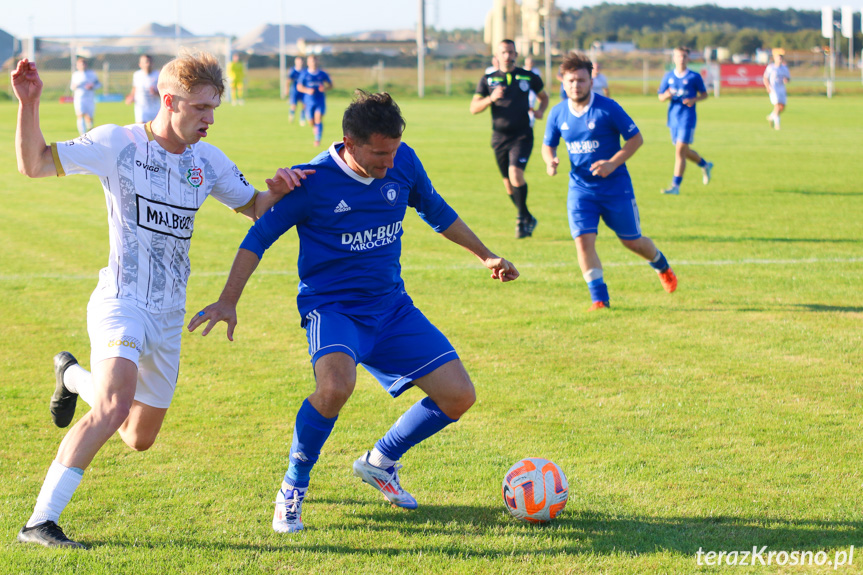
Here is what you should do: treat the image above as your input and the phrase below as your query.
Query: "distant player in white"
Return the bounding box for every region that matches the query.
[591,61,610,97]
[764,49,790,130]
[12,52,312,549]
[70,56,101,135]
[126,54,160,123]
[524,56,542,126]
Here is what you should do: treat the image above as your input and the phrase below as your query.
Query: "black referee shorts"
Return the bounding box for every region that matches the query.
[491,130,534,178]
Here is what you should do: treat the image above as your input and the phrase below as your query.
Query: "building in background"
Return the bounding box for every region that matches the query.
[484,0,559,56]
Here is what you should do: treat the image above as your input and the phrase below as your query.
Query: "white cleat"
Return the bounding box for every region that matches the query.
[352,451,418,509]
[702,161,713,185]
[661,185,680,195]
[272,485,306,533]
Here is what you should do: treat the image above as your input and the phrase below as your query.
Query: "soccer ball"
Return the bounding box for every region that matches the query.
[502,457,569,523]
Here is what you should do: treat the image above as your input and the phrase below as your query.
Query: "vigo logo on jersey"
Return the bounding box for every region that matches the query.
[137,195,199,240]
[565,140,601,155]
[341,221,403,252]
[135,159,161,173]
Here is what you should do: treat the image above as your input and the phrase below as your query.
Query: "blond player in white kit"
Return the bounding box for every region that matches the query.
[12,51,312,549]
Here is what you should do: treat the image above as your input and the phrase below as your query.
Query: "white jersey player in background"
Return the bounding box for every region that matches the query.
[70,56,101,135]
[12,51,312,549]
[126,54,161,123]
[763,49,791,130]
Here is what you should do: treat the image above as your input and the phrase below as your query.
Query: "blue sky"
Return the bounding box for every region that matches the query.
[5,0,834,39]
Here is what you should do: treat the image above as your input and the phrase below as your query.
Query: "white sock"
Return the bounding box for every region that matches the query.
[64,364,95,407]
[26,460,84,527]
[773,115,780,130]
[368,447,396,470]
[582,268,603,284]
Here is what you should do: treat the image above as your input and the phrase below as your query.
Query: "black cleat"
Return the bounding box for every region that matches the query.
[51,352,79,428]
[17,521,86,549]
[515,219,528,239]
[524,215,538,236]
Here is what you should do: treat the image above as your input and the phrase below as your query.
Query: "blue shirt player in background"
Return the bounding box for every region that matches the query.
[297,55,332,147]
[287,56,306,125]
[542,51,677,311]
[657,46,713,195]
[188,91,519,533]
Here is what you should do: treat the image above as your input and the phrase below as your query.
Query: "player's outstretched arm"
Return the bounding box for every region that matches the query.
[12,59,56,178]
[240,167,316,221]
[440,217,519,282]
[187,248,261,340]
[541,144,559,176]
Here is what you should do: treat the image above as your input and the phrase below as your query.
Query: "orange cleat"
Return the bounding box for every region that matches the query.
[588,301,610,311]
[658,268,677,293]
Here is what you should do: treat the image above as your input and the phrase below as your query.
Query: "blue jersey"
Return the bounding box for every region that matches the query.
[299,69,331,105]
[240,143,459,318]
[289,67,303,98]
[543,93,640,198]
[658,69,706,130]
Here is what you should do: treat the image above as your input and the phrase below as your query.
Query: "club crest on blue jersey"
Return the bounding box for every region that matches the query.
[588,121,596,130]
[381,182,400,206]
[186,167,204,188]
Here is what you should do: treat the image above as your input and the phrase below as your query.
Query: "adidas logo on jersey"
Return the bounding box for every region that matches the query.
[561,122,569,130]
[334,200,351,213]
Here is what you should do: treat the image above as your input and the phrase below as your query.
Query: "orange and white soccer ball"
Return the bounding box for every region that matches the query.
[502,457,569,523]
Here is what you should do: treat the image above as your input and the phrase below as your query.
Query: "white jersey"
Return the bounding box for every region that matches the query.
[51,123,256,313]
[70,69,101,107]
[764,63,790,95]
[132,69,161,123]
[591,73,609,95]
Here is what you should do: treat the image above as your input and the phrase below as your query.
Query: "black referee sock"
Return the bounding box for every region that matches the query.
[513,184,530,220]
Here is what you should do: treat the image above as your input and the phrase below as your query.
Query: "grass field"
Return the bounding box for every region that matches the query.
[1,92,862,574]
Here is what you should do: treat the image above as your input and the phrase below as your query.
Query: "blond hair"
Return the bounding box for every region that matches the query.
[158,50,225,98]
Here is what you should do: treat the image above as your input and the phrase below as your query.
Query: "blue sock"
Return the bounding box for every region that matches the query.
[284,398,337,488]
[649,250,670,273]
[698,158,707,167]
[587,278,610,304]
[374,397,456,462]
[313,123,322,142]
[672,176,683,187]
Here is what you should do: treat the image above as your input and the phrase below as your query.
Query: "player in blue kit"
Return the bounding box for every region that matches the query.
[297,55,332,147]
[657,46,713,195]
[542,52,677,311]
[287,56,306,125]
[188,91,519,533]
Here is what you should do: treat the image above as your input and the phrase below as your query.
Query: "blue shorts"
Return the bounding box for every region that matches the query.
[567,193,642,240]
[669,125,695,145]
[302,303,458,398]
[289,87,301,106]
[305,98,326,119]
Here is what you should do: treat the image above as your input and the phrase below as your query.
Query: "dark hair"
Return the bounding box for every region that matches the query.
[342,91,406,144]
[560,51,593,76]
[499,39,516,48]
[674,46,690,54]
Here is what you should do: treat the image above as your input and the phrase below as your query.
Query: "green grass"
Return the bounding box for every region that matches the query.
[1,93,862,574]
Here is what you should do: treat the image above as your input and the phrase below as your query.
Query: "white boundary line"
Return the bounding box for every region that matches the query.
[1,257,861,282]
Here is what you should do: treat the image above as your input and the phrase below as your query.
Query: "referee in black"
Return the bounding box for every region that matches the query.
[471,39,548,239]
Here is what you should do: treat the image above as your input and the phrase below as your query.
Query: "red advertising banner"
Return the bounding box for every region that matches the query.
[720,64,767,88]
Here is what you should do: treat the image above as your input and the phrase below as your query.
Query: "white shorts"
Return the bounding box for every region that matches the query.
[769,91,787,106]
[74,96,96,117]
[87,296,184,409]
